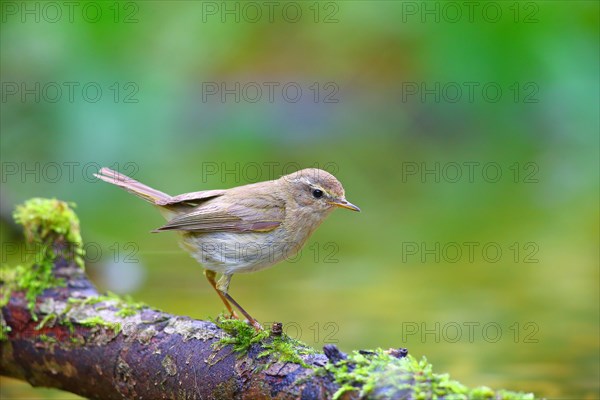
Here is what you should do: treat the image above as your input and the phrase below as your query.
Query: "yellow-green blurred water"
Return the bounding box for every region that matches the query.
[1,1,598,398]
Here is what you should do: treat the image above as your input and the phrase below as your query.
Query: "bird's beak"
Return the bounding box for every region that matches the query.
[329,199,361,212]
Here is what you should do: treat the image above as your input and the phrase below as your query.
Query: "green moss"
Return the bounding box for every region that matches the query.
[0,199,147,341]
[66,292,146,318]
[321,349,535,400]
[35,312,59,330]
[214,316,316,367]
[1,199,85,321]
[38,334,57,343]
[70,336,85,345]
[1,261,64,320]
[215,316,269,353]
[0,313,10,341]
[13,198,84,265]
[79,316,121,335]
[112,294,146,317]
[36,293,146,335]
[256,333,316,367]
[115,308,136,317]
[0,267,17,305]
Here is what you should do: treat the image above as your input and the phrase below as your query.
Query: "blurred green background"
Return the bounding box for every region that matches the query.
[1,1,598,398]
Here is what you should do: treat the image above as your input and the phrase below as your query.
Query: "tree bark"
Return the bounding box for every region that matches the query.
[1,252,342,399]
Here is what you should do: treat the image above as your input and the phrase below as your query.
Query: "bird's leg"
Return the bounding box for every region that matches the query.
[216,274,263,331]
[221,292,263,331]
[204,270,238,319]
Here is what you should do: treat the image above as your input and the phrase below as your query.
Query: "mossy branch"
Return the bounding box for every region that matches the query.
[0,198,536,399]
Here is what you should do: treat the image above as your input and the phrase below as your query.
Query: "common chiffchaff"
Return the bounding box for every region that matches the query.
[95,167,359,329]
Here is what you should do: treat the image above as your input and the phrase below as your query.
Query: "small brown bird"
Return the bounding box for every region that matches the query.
[94,167,359,329]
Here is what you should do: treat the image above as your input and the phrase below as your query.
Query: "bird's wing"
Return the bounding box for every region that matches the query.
[153,198,284,233]
[155,189,228,206]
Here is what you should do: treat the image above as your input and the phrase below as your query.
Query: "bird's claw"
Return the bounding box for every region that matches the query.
[250,320,263,331]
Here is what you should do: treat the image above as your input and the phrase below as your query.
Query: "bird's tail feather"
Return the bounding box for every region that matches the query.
[94,167,170,205]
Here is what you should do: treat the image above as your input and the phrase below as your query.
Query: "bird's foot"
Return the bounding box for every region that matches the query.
[249,319,263,331]
[220,312,262,331]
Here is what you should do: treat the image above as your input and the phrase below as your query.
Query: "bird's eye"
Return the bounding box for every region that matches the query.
[312,189,324,199]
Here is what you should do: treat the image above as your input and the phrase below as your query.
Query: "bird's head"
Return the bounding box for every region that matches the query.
[281,168,360,214]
